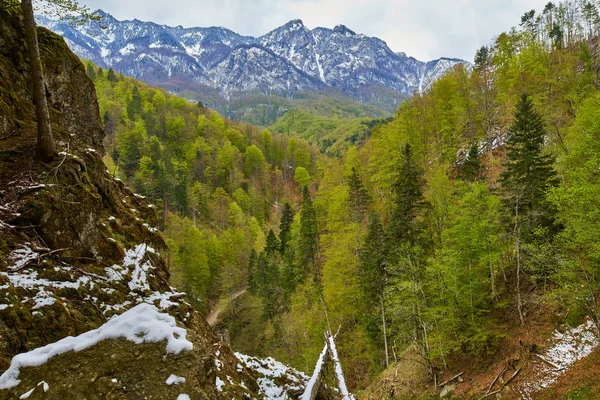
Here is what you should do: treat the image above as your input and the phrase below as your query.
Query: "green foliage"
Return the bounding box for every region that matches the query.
[499,94,559,237]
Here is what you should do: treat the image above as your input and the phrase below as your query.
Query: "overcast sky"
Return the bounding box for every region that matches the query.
[78,0,550,61]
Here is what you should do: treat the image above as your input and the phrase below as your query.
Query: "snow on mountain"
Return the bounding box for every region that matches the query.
[37,11,471,101]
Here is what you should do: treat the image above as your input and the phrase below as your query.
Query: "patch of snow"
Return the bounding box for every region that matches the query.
[0,303,193,389]
[166,374,185,385]
[236,353,308,400]
[0,304,9,311]
[19,387,35,399]
[215,376,225,392]
[37,381,49,392]
[518,319,599,399]
[177,395,190,400]
[8,247,38,270]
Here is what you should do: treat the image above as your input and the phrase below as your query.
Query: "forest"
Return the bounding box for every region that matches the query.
[90,0,600,392]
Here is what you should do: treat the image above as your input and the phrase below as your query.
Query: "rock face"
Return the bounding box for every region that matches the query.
[0,8,329,400]
[37,11,470,104]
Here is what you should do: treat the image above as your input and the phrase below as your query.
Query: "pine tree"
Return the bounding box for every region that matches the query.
[388,144,427,247]
[347,167,370,222]
[299,186,319,278]
[279,203,295,254]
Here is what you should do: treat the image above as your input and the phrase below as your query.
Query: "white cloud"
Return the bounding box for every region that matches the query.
[79,0,550,61]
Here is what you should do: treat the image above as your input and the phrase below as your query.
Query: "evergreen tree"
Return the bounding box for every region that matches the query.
[358,212,390,365]
[299,186,319,278]
[265,229,280,255]
[388,144,427,247]
[107,67,118,82]
[474,46,490,70]
[86,64,96,80]
[279,203,295,254]
[347,167,370,222]
[500,93,559,325]
[499,94,559,236]
[127,86,143,120]
[460,143,482,181]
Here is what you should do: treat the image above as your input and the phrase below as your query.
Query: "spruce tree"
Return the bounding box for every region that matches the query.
[499,93,558,236]
[500,93,559,325]
[358,212,390,364]
[299,186,319,278]
[347,167,371,222]
[279,203,295,254]
[127,86,143,120]
[86,64,96,80]
[265,229,280,255]
[460,143,482,181]
[388,144,426,247]
[107,67,118,82]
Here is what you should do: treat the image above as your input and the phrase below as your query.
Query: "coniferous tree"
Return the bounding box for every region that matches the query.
[500,94,559,237]
[107,67,118,82]
[127,86,143,120]
[86,64,96,80]
[347,167,371,222]
[460,143,482,181]
[265,229,280,255]
[279,203,295,254]
[358,212,390,366]
[500,93,559,324]
[388,144,427,248]
[299,186,319,278]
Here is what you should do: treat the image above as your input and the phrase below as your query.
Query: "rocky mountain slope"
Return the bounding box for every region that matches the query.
[0,8,337,399]
[37,11,469,107]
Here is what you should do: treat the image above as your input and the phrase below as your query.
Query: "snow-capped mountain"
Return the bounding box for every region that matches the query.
[37,11,470,102]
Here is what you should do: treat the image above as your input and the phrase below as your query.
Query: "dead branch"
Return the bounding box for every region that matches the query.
[504,368,522,385]
[486,366,507,394]
[439,371,463,387]
[478,389,501,400]
[533,353,563,370]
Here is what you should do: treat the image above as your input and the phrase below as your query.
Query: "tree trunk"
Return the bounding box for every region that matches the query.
[21,0,56,161]
[380,297,389,368]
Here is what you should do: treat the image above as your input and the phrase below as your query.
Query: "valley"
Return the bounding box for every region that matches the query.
[2,0,600,399]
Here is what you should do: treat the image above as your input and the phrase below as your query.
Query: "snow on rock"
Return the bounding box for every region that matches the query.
[166,374,186,385]
[236,353,309,400]
[518,319,599,399]
[7,246,38,270]
[0,303,193,390]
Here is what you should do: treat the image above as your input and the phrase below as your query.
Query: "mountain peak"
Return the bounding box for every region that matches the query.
[333,24,356,36]
[283,19,305,30]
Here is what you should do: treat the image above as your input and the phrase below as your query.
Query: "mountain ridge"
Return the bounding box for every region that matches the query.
[37,11,471,109]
